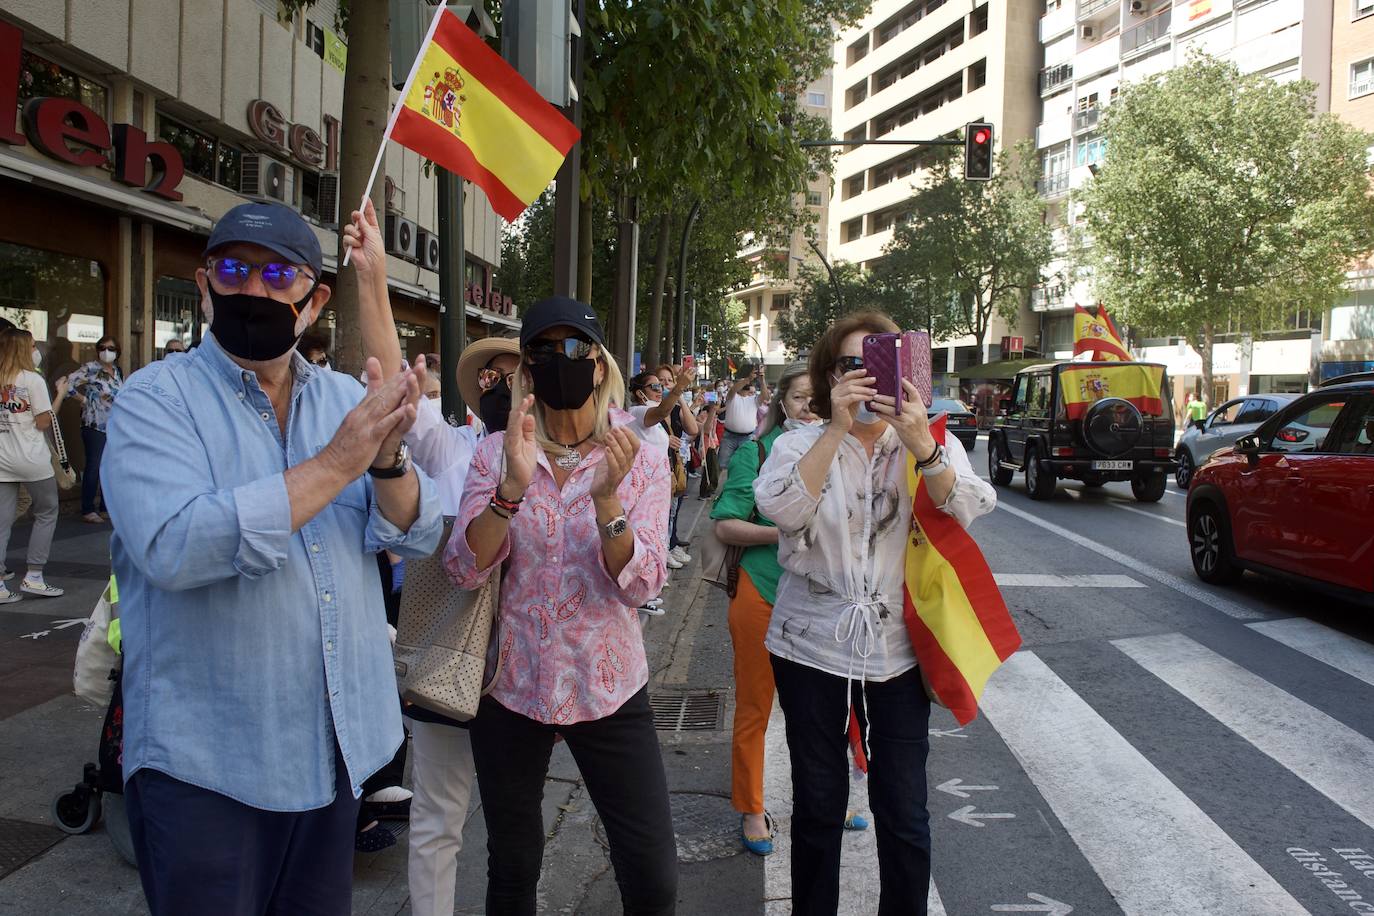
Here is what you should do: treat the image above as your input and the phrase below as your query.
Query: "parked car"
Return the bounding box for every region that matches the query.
[1174,394,1299,488]
[988,361,1177,502]
[932,398,978,450]
[1187,378,1374,600]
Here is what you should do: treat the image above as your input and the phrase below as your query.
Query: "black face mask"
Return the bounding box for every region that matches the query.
[207,286,312,362]
[526,353,597,411]
[479,385,512,433]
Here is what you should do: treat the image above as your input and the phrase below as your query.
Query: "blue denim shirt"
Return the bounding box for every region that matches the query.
[103,334,442,811]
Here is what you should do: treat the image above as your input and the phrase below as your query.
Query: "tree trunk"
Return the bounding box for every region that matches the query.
[577,197,593,304]
[331,1,390,376]
[643,213,672,370]
[1200,321,1216,407]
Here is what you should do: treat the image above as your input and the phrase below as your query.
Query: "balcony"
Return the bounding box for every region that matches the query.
[1040,62,1073,96]
[1040,2,1076,41]
[1072,108,1100,133]
[1037,173,1070,198]
[1121,9,1169,58]
[1078,0,1119,20]
[1031,284,1069,313]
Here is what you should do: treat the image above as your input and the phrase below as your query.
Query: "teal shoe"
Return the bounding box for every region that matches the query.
[741,812,775,856]
[843,811,869,831]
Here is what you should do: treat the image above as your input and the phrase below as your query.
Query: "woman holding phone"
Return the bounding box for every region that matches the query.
[752,311,995,916]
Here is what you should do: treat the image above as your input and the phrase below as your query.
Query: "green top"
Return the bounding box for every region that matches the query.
[1186,399,1208,421]
[710,425,783,605]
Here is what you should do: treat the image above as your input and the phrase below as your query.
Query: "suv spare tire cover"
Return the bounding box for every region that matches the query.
[1082,397,1143,458]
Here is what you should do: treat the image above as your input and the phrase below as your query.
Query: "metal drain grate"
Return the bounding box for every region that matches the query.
[650,690,723,731]
[0,817,62,880]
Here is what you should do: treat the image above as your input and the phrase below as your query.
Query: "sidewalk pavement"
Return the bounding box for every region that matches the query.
[0,494,808,915]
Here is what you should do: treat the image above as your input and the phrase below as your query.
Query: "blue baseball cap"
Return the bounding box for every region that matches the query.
[203,202,323,276]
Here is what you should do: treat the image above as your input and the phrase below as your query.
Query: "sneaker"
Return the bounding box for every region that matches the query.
[644,597,664,608]
[666,554,684,570]
[640,604,666,617]
[674,547,693,564]
[20,577,63,598]
[0,584,19,604]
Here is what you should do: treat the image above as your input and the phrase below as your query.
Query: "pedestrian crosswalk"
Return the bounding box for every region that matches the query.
[761,615,1374,915]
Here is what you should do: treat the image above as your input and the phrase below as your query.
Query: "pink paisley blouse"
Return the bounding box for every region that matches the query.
[445,408,670,725]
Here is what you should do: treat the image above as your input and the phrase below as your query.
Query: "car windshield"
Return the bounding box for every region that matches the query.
[932,399,972,413]
[1057,364,1172,421]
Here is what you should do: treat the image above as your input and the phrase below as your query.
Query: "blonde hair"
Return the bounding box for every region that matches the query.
[0,329,37,385]
[511,344,626,454]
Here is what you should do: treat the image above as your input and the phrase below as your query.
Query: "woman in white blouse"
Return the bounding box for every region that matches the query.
[753,312,995,916]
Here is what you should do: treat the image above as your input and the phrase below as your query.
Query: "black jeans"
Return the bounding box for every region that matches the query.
[698,447,719,498]
[470,688,678,915]
[771,655,932,916]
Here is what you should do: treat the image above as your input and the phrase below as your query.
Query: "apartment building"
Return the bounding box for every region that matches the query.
[729,72,833,377]
[1322,0,1374,380]
[1035,0,1333,402]
[827,0,1042,389]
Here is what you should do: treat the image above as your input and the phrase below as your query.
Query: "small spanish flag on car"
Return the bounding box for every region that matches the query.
[1073,304,1132,362]
[388,7,580,221]
[902,415,1020,724]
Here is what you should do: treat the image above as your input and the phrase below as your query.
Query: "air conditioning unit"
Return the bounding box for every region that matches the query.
[385,214,419,261]
[1129,0,1147,12]
[416,228,441,271]
[1080,24,1096,40]
[240,154,294,203]
[316,173,340,226]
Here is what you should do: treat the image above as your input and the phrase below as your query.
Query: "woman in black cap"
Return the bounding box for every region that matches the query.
[446,297,677,916]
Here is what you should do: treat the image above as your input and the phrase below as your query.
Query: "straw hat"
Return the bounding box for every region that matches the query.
[456,335,521,412]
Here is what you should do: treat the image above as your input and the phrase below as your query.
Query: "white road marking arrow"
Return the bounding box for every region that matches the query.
[19,630,50,640]
[936,778,998,799]
[50,619,87,630]
[991,892,1073,915]
[928,727,968,739]
[947,805,1015,827]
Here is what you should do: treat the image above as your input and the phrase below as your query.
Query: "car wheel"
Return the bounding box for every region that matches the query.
[1025,445,1056,500]
[988,436,1013,486]
[1175,449,1194,489]
[1190,501,1241,585]
[1131,474,1167,502]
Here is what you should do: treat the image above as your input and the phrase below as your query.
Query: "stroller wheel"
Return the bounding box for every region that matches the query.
[51,786,101,835]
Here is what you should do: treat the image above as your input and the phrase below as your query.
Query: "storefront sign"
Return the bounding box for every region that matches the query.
[466,281,514,317]
[247,99,334,170]
[0,20,185,200]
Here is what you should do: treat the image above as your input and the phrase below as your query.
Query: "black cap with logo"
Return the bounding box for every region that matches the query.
[204,202,324,276]
[519,296,607,350]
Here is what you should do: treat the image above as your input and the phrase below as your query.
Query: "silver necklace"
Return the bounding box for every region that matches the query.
[553,432,593,470]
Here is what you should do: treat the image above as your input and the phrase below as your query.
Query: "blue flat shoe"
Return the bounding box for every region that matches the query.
[741,812,775,856]
[843,811,869,831]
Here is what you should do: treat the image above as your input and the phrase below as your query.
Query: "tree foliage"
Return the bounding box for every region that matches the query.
[1076,54,1374,396]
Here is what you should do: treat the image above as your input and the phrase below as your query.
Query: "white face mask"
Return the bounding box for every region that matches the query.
[854,402,882,425]
[31,349,40,367]
[783,417,821,431]
[98,350,116,365]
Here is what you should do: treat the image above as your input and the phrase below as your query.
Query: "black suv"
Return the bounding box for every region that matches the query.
[987,361,1177,502]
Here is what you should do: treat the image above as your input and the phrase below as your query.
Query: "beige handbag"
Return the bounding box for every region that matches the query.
[393,518,502,722]
[48,414,76,490]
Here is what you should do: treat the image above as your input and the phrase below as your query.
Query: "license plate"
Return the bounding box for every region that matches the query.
[1092,460,1133,470]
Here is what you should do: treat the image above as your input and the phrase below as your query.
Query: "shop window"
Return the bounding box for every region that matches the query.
[159,118,243,191]
[0,242,106,389]
[396,319,435,367]
[17,51,109,120]
[154,276,200,356]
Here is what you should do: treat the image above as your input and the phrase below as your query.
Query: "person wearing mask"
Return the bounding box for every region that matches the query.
[447,296,676,916]
[420,354,442,401]
[297,334,331,370]
[0,328,65,601]
[655,364,699,565]
[64,335,123,524]
[625,371,672,617]
[102,201,442,915]
[753,312,995,916]
[697,393,720,500]
[163,339,186,355]
[719,367,769,472]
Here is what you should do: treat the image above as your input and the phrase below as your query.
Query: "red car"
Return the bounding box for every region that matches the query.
[1187,378,1374,599]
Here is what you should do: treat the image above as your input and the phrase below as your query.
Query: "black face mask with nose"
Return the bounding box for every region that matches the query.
[207,286,314,362]
[527,353,597,411]
[479,385,513,433]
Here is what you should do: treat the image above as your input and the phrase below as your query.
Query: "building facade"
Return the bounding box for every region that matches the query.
[728,72,833,378]
[1035,0,1334,406]
[0,0,514,412]
[828,0,1042,392]
[1322,0,1374,380]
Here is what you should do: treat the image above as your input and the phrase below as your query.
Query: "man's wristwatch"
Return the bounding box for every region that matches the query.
[368,442,411,479]
[601,515,629,539]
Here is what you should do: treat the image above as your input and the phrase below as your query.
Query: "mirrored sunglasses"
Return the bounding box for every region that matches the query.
[478,368,516,391]
[208,257,315,292]
[526,334,596,364]
[835,356,865,374]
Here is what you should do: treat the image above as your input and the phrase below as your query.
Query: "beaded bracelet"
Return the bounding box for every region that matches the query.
[488,499,513,520]
[490,488,524,515]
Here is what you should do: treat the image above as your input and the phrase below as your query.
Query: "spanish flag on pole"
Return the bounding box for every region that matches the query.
[1073,304,1132,362]
[902,415,1020,725]
[388,6,580,221]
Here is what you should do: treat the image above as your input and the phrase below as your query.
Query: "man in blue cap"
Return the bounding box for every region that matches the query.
[103,201,443,915]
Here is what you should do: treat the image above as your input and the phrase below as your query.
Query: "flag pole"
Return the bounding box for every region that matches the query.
[342,1,449,267]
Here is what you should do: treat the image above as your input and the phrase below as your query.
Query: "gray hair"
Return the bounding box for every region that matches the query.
[758,362,811,437]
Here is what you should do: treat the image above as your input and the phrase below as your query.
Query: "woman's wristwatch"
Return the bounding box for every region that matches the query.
[602,515,629,538]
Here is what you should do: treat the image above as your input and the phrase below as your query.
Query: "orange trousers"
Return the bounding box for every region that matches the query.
[727,568,775,815]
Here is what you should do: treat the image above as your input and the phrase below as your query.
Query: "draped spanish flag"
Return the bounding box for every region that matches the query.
[389,8,580,221]
[1073,304,1132,362]
[1059,363,1166,422]
[902,415,1020,725]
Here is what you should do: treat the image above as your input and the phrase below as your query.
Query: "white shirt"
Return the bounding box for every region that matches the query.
[723,393,760,434]
[404,395,480,516]
[753,423,995,683]
[627,404,670,451]
[0,370,53,483]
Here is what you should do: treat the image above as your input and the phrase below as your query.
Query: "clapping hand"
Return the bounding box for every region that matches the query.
[501,393,538,499]
[325,358,420,479]
[591,426,640,501]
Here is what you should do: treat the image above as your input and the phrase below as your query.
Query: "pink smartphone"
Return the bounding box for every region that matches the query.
[682,354,695,376]
[862,331,933,410]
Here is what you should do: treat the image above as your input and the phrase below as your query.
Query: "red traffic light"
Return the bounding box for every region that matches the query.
[973,128,990,145]
[964,121,994,181]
